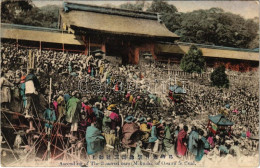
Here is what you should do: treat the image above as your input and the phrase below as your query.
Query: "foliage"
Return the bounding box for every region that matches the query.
[1,0,59,28]
[210,65,229,88]
[147,0,180,33]
[146,0,258,49]
[180,45,205,74]
[119,1,145,11]
[176,8,259,48]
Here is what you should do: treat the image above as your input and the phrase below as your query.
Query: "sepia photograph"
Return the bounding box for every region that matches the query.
[0,0,259,167]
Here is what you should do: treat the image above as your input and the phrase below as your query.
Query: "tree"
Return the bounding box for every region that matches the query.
[147,0,177,13]
[147,0,180,32]
[1,0,59,28]
[210,65,229,88]
[175,8,258,48]
[119,1,145,11]
[180,45,205,74]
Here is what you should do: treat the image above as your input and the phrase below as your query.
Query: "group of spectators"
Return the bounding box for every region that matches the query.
[1,43,259,162]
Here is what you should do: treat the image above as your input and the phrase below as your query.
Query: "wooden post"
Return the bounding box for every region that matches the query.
[167,58,170,76]
[62,43,65,54]
[48,77,52,161]
[89,37,90,56]
[16,38,18,49]
[32,52,35,69]
[40,41,42,51]
[49,78,52,108]
[27,50,32,73]
[101,43,106,53]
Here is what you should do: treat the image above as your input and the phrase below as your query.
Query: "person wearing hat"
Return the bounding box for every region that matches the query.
[148,119,160,153]
[102,110,116,151]
[122,115,139,157]
[107,105,120,132]
[139,117,150,149]
[163,119,175,155]
[218,140,229,156]
[187,126,199,159]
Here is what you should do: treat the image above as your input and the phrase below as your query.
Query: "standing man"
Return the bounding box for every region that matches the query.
[24,68,40,132]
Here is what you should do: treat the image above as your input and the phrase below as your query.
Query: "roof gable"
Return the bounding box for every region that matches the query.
[61,3,179,40]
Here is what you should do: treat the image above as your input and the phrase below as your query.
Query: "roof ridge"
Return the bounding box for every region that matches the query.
[64,2,158,21]
[64,2,157,15]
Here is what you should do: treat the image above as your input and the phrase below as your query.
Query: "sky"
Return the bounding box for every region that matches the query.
[33,0,259,19]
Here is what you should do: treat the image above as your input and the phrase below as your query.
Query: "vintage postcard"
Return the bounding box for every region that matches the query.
[1,0,259,167]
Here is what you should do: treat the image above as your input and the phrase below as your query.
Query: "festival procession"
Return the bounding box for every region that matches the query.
[1,0,259,167]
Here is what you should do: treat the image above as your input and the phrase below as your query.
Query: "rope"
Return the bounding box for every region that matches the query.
[1,132,18,161]
[1,112,27,145]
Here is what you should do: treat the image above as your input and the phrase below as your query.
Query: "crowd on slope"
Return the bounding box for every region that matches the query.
[1,43,259,161]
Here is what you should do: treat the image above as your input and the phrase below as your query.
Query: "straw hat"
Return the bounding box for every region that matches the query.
[138,117,147,123]
[125,116,135,123]
[152,120,160,126]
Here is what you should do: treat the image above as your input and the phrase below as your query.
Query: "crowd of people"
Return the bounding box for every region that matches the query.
[1,43,259,162]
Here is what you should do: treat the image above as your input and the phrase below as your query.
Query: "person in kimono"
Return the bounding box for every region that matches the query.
[177,125,188,157]
[57,91,66,122]
[122,116,140,157]
[66,91,81,140]
[43,105,56,134]
[163,120,175,155]
[139,117,150,149]
[195,129,210,161]
[86,122,105,156]
[10,74,22,113]
[188,126,199,159]
[0,72,14,109]
[102,110,115,151]
[148,120,160,153]
[84,99,96,126]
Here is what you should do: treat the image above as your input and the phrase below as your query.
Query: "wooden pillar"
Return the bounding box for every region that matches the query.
[168,58,170,76]
[40,41,42,51]
[134,47,139,64]
[150,43,156,60]
[101,43,106,53]
[62,43,65,53]
[16,38,18,49]
[84,47,88,56]
[82,35,88,55]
